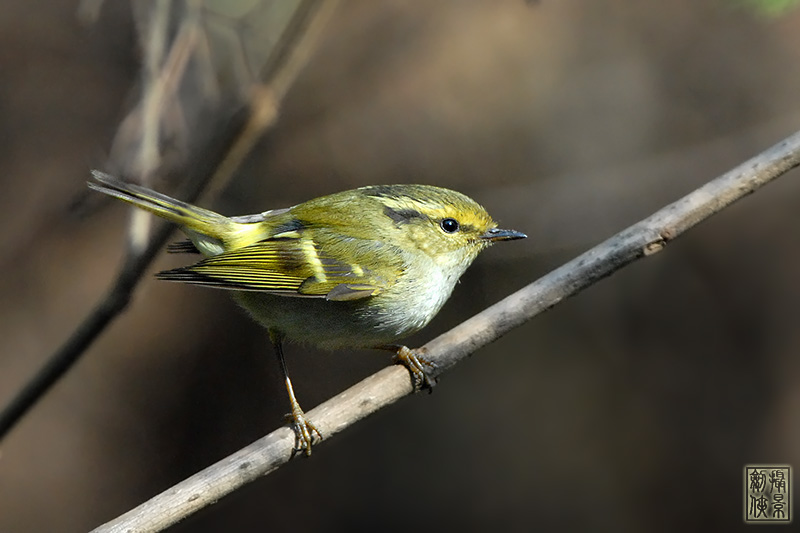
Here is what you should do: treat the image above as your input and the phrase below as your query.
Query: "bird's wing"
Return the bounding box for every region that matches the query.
[156,238,393,301]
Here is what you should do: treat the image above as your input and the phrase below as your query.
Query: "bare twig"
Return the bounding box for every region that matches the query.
[195,0,341,203]
[0,0,339,443]
[91,131,800,533]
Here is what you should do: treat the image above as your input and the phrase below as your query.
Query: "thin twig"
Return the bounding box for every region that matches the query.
[91,131,800,533]
[0,0,340,443]
[197,0,341,203]
[261,0,341,103]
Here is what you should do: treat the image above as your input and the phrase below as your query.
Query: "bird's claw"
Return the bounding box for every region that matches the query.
[285,409,322,457]
[394,346,437,392]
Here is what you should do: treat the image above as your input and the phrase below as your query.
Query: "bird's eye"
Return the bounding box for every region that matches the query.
[440,218,460,234]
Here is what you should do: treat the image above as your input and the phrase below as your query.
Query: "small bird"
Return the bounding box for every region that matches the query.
[89,171,525,455]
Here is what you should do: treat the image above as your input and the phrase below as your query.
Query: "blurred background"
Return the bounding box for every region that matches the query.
[1,0,799,531]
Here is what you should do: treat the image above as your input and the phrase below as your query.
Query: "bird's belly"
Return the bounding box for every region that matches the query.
[233,290,436,350]
[233,262,458,350]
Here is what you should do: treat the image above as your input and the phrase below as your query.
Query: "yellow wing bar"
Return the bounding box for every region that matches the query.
[157,238,388,300]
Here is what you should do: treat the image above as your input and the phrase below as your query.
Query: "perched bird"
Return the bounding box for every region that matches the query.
[89,171,525,455]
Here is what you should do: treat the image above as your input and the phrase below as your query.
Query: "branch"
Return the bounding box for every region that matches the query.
[0,0,340,443]
[91,130,800,533]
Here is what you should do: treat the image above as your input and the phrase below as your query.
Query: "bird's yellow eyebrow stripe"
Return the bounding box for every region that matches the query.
[378,196,445,215]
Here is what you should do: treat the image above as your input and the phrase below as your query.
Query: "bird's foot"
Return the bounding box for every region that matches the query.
[285,405,322,457]
[393,345,437,392]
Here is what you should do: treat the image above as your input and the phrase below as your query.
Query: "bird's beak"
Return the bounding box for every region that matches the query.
[481,227,527,242]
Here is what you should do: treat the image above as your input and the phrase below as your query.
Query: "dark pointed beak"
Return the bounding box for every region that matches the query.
[481,227,527,242]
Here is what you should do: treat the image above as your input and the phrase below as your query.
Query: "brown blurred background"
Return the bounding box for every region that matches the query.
[1,1,799,532]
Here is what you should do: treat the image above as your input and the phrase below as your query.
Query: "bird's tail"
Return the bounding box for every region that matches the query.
[88,170,231,239]
[88,170,241,256]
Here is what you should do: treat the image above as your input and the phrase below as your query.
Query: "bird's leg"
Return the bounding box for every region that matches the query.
[380,345,438,392]
[271,334,322,456]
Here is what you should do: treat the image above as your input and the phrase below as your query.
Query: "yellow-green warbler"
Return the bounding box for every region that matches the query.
[89,171,525,455]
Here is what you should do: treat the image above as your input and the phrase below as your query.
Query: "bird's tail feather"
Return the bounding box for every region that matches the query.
[88,170,229,241]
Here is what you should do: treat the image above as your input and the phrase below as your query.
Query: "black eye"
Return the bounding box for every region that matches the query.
[440,218,460,234]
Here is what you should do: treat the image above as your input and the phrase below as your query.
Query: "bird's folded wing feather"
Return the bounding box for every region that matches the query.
[156,238,390,301]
